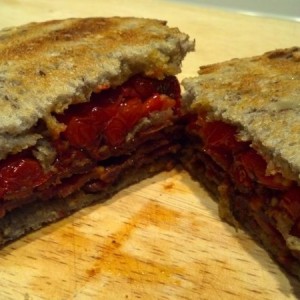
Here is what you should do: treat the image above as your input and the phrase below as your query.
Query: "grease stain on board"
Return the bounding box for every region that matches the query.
[85,200,183,285]
[24,199,184,299]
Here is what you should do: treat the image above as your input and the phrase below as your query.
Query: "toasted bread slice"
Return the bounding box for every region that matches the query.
[0,17,194,159]
[183,47,300,182]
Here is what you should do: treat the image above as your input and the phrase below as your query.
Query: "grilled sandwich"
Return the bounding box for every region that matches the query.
[0,17,194,244]
[181,47,300,277]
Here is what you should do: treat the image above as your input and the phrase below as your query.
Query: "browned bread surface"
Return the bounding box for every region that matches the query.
[0,17,194,159]
[183,47,300,181]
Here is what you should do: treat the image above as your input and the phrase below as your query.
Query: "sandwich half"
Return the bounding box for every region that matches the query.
[181,47,300,277]
[0,17,194,245]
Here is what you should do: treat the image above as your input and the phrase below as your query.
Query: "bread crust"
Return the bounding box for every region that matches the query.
[182,47,300,182]
[0,17,194,159]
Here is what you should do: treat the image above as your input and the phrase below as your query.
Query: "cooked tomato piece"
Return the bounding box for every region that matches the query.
[118,98,144,130]
[143,94,164,113]
[196,120,243,171]
[194,117,293,192]
[57,75,180,150]
[201,121,241,151]
[90,104,118,128]
[280,187,300,221]
[0,158,47,197]
[144,94,176,114]
[65,117,99,148]
[104,117,128,147]
[239,149,291,190]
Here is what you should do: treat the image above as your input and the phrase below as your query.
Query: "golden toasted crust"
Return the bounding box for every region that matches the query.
[0,17,194,159]
[183,47,300,181]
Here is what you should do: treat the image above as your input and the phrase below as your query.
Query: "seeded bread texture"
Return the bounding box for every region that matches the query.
[182,47,300,182]
[0,17,194,159]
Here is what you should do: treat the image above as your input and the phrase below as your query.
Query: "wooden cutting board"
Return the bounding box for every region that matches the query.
[0,1,300,299]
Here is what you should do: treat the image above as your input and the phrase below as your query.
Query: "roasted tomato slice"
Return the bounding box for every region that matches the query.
[280,187,300,221]
[143,94,164,113]
[58,75,180,150]
[65,117,99,148]
[0,158,47,197]
[118,98,144,130]
[201,121,241,151]
[104,117,128,147]
[197,121,239,170]
[239,149,291,190]
[143,94,176,114]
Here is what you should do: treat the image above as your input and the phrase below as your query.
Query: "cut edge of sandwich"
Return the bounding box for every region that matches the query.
[182,47,300,182]
[0,17,195,160]
[181,47,300,278]
[0,17,194,245]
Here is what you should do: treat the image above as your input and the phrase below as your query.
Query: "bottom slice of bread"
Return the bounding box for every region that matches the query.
[0,157,173,246]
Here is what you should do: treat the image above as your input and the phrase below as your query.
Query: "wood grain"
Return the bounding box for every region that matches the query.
[0,1,300,299]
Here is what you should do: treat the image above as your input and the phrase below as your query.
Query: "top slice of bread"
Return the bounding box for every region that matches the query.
[0,17,194,159]
[183,47,300,182]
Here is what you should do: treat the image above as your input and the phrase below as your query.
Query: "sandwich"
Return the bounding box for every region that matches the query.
[0,17,194,244]
[181,47,300,277]
[2,16,298,282]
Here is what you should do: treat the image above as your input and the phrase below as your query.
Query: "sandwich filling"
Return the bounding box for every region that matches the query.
[0,75,182,218]
[183,112,300,268]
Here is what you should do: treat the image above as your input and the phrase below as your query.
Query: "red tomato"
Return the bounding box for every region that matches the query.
[118,98,144,130]
[239,149,291,190]
[90,104,118,127]
[57,74,181,150]
[65,117,99,148]
[280,187,300,221]
[143,94,164,113]
[0,158,47,196]
[104,117,128,147]
[201,121,240,150]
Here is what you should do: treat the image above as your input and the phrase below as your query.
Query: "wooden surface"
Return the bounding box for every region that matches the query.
[0,1,300,299]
